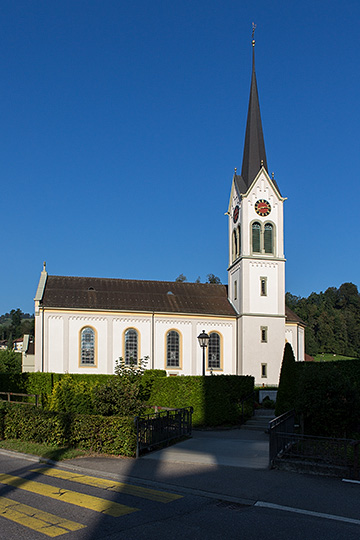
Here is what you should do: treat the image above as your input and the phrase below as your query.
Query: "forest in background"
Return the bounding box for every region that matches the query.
[286,282,360,358]
[0,309,34,347]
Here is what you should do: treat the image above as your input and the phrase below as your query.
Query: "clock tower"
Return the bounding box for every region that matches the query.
[227,38,286,385]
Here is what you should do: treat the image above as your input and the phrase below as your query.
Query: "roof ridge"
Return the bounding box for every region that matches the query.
[47,275,226,287]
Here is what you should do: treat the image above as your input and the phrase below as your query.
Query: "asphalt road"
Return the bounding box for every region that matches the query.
[0,452,359,539]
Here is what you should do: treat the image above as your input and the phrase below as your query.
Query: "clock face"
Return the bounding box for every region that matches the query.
[233,205,239,223]
[255,199,271,217]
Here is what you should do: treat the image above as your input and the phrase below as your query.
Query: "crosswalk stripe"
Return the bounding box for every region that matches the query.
[32,467,182,503]
[0,473,138,517]
[0,496,85,537]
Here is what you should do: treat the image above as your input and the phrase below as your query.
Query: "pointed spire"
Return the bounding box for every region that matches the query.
[240,31,268,188]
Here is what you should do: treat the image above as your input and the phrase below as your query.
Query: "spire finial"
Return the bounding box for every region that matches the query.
[43,261,47,272]
[252,22,256,47]
[234,167,237,174]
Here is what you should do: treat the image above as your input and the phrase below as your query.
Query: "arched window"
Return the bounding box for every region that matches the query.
[237,225,241,257]
[208,332,221,370]
[252,222,261,253]
[232,230,237,261]
[264,223,274,254]
[166,330,180,368]
[124,328,138,365]
[80,327,95,365]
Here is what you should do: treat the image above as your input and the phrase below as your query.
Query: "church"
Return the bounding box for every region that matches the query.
[33,40,305,386]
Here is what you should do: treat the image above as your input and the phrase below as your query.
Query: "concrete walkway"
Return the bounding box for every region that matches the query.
[141,428,270,469]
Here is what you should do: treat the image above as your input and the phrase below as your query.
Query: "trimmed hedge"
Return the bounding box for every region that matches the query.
[149,375,254,426]
[0,403,136,457]
[294,360,360,437]
[275,343,296,416]
[0,370,166,411]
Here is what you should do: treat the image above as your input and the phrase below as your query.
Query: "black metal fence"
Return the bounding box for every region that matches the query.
[269,410,360,478]
[269,410,295,465]
[134,407,193,458]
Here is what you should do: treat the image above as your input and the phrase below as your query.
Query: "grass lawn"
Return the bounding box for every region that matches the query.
[313,353,358,362]
[0,439,93,461]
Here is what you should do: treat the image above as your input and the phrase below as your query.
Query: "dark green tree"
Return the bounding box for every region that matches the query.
[207,274,221,284]
[175,273,187,282]
[0,349,22,373]
[275,343,297,416]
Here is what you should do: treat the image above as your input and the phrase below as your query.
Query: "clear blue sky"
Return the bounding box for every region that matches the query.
[1,0,359,315]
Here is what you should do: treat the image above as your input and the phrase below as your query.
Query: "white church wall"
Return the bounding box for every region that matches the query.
[47,315,64,373]
[285,324,305,362]
[240,315,285,386]
[36,309,237,376]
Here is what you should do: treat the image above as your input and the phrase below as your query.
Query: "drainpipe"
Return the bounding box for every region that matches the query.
[41,305,44,372]
[151,312,155,369]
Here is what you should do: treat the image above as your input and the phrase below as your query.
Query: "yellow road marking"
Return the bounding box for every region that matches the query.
[0,473,138,517]
[0,496,85,537]
[32,468,183,503]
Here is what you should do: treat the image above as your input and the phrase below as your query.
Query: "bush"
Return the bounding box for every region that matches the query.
[149,375,254,426]
[295,361,360,437]
[275,343,297,416]
[0,403,137,456]
[93,357,149,416]
[49,374,95,414]
[139,369,167,401]
[0,350,21,373]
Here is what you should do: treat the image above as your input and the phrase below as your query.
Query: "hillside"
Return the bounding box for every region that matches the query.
[286,283,360,358]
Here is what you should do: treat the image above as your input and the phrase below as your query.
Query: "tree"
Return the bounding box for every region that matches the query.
[175,273,187,282]
[0,349,22,373]
[275,343,297,416]
[286,282,360,358]
[206,274,221,284]
[93,357,148,416]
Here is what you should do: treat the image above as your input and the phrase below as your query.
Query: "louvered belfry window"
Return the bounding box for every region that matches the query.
[167,330,180,367]
[80,327,95,365]
[125,329,138,365]
[208,332,221,369]
[264,223,274,254]
[252,222,261,253]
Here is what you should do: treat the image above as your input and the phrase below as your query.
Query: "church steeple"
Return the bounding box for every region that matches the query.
[240,37,268,189]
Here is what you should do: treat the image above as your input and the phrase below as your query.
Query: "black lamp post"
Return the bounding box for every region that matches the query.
[197,330,210,376]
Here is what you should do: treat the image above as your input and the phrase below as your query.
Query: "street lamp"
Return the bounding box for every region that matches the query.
[197,330,210,376]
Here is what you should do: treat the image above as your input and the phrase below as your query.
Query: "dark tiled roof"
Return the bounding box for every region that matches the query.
[285,305,305,326]
[42,275,237,317]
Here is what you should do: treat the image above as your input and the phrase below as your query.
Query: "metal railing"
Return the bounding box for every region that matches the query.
[134,406,193,458]
[0,392,39,406]
[269,410,295,465]
[269,410,360,478]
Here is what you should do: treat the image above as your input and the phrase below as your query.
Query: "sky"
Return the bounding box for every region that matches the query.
[1,0,359,315]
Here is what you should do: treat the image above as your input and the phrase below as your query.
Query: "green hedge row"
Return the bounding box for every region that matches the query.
[294,360,360,437]
[149,375,254,426]
[0,370,167,410]
[0,403,136,456]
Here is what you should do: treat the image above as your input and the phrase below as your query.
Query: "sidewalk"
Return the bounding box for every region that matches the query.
[140,428,269,468]
[1,429,356,521]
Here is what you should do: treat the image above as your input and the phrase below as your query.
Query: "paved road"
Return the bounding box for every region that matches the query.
[0,429,359,539]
